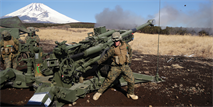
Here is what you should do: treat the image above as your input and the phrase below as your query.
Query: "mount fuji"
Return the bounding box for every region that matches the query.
[3,3,79,23]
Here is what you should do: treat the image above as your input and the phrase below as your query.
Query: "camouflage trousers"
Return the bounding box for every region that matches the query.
[4,57,17,69]
[98,64,135,94]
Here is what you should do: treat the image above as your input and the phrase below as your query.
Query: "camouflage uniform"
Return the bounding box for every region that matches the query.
[25,27,40,46]
[0,30,19,69]
[25,35,40,44]
[97,41,135,94]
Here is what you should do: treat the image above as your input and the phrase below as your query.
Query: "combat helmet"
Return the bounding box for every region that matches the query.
[27,27,36,36]
[1,30,11,40]
[111,32,122,42]
[27,27,36,32]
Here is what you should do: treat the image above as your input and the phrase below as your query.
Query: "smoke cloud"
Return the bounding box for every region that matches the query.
[155,4,213,28]
[154,4,213,34]
[95,4,212,35]
[95,5,148,30]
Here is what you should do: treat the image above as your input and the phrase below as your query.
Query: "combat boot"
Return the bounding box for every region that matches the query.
[93,92,102,100]
[127,94,138,100]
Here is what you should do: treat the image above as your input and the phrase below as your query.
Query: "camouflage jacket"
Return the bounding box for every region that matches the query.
[0,37,19,58]
[25,35,40,44]
[0,37,19,51]
[97,41,132,65]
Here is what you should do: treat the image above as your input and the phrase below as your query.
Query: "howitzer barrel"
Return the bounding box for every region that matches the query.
[136,19,154,31]
[84,44,104,56]
[76,55,101,72]
[121,19,155,37]
[98,30,115,38]
[70,44,104,59]
[69,30,116,59]
[70,19,154,59]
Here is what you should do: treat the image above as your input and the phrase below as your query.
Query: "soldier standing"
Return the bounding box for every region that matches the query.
[0,30,19,69]
[93,32,138,100]
[25,27,40,46]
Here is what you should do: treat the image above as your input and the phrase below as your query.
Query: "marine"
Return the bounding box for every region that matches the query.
[25,27,40,46]
[93,32,138,100]
[0,30,19,69]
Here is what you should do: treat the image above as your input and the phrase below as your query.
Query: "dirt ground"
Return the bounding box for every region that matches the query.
[0,41,212,106]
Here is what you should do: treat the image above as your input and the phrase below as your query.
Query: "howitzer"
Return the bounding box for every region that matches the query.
[33,19,159,106]
[40,19,155,84]
[0,19,162,107]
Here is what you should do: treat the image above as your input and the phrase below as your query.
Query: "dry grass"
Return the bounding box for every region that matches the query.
[20,28,213,59]
[129,33,213,58]
[20,28,93,44]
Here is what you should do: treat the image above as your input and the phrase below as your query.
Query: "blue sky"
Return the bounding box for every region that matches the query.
[0,0,212,28]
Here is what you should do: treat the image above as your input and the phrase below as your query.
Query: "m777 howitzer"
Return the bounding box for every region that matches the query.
[0,39,44,88]
[0,19,163,106]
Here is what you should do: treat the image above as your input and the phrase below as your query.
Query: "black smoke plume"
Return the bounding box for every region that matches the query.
[154,3,213,35]
[95,5,147,30]
[95,4,212,35]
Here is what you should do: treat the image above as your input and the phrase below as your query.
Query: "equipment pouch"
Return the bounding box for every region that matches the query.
[5,48,9,54]
[126,54,130,63]
[115,56,119,64]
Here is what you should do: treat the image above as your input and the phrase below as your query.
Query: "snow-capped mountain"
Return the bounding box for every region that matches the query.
[3,3,79,23]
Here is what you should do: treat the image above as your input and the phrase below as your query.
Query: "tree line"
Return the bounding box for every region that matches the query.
[23,23,211,36]
[138,26,211,36]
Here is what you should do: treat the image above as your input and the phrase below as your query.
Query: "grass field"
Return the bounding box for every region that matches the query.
[20,28,213,59]
[130,33,213,58]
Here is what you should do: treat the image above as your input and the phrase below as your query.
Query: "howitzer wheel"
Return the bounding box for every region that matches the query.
[59,57,76,83]
[15,52,29,67]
